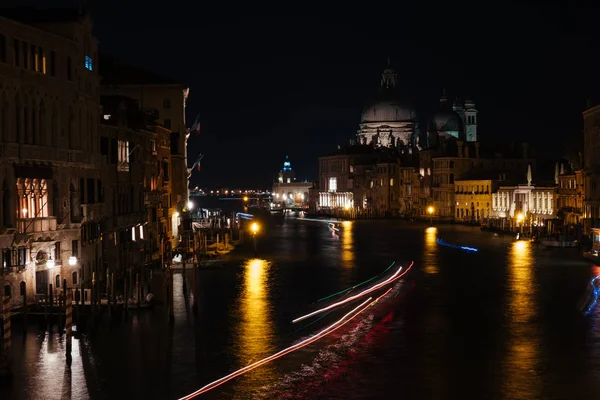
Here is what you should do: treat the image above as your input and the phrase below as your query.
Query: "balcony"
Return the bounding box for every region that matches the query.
[17,217,57,233]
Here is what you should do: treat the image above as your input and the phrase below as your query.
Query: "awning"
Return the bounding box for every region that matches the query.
[14,164,53,179]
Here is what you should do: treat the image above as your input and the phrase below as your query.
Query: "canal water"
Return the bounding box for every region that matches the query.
[1,220,599,399]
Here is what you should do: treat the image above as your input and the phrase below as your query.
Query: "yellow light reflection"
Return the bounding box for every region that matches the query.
[424,227,439,274]
[236,259,275,382]
[504,240,539,399]
[341,221,355,268]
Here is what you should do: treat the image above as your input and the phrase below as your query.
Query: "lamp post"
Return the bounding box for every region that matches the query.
[251,222,259,256]
[427,206,434,226]
[517,213,524,234]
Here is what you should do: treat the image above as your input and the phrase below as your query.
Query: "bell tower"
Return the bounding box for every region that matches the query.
[464,97,478,142]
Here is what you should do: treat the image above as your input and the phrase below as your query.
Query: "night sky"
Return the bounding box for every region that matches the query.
[8,1,600,187]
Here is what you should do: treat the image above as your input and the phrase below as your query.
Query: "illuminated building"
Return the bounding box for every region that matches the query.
[0,8,100,305]
[271,156,312,210]
[99,54,189,248]
[556,163,583,227]
[583,103,600,233]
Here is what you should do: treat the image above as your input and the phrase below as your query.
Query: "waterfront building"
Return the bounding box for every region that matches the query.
[556,163,584,227]
[99,55,189,248]
[0,8,100,305]
[583,104,600,233]
[271,156,312,210]
[491,171,557,232]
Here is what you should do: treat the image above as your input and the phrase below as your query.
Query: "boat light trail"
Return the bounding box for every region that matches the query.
[585,275,600,315]
[299,217,347,224]
[178,292,389,399]
[436,238,478,252]
[292,261,414,324]
[316,261,396,303]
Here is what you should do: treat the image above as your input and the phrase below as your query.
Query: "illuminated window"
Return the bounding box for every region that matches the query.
[329,177,337,192]
[390,178,394,186]
[117,140,129,171]
[85,55,93,71]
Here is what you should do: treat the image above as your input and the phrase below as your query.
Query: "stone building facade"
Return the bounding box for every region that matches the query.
[0,9,101,305]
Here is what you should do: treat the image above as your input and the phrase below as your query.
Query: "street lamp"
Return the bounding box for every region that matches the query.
[251,222,259,255]
[187,200,194,210]
[68,256,77,266]
[427,206,434,225]
[517,213,524,234]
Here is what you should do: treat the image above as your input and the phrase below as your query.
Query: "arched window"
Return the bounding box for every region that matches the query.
[4,283,11,297]
[449,161,454,168]
[55,274,61,289]
[20,281,26,296]
[72,271,78,285]
[449,173,455,184]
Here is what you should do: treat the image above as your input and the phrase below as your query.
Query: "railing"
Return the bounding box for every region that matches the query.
[17,217,57,233]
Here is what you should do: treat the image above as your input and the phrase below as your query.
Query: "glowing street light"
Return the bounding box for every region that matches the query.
[251,222,259,255]
[243,196,249,202]
[68,256,77,266]
[46,257,55,269]
[187,200,194,210]
[427,206,434,225]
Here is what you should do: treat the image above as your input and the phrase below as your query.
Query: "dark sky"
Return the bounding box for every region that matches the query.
[9,1,600,187]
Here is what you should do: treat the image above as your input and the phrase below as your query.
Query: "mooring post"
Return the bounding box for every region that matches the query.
[65,289,73,366]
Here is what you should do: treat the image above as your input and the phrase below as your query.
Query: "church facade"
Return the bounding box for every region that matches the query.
[317,64,534,219]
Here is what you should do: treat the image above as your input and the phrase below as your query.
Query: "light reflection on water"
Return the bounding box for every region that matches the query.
[423,227,439,275]
[233,258,276,391]
[341,221,355,269]
[504,239,540,399]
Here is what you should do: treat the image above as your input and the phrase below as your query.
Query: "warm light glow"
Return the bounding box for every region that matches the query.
[174,211,179,218]
[243,196,249,202]
[344,203,350,210]
[251,222,259,234]
[68,256,77,266]
[424,227,439,275]
[341,219,354,268]
[427,206,434,215]
[187,200,194,210]
[517,213,524,222]
[237,259,274,367]
[46,258,55,269]
[504,239,538,397]
[22,207,27,217]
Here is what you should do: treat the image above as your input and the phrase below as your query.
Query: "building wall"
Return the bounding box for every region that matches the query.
[100,84,189,246]
[454,180,493,222]
[0,13,100,305]
[557,171,584,225]
[583,105,600,232]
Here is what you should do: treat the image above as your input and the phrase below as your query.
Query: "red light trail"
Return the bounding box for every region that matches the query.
[178,288,394,399]
[292,261,414,324]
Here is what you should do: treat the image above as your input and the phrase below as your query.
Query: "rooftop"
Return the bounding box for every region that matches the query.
[99,54,184,86]
[0,7,82,24]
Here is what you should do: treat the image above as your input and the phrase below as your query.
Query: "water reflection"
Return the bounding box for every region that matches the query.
[234,259,275,389]
[504,240,539,398]
[341,221,355,268]
[28,333,90,400]
[423,227,439,275]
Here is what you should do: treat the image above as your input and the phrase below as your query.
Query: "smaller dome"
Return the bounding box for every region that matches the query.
[433,111,463,132]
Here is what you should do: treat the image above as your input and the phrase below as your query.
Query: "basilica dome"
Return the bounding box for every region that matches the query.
[360,97,417,123]
[433,110,463,132]
[360,66,417,124]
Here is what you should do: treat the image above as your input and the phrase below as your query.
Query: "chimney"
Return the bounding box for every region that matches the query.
[457,140,464,157]
[475,142,480,158]
[521,142,529,159]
